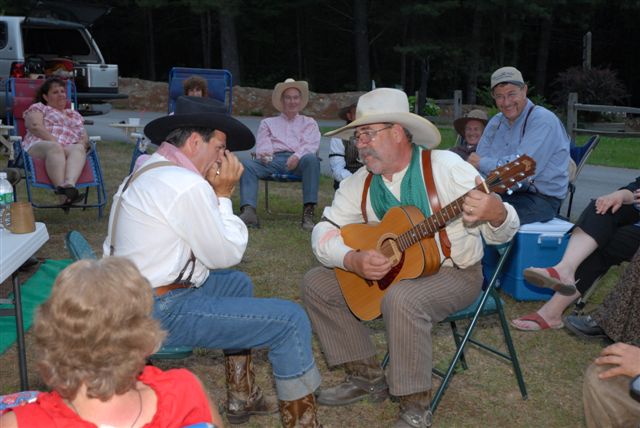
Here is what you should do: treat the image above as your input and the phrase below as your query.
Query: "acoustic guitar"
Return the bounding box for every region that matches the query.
[335,155,536,320]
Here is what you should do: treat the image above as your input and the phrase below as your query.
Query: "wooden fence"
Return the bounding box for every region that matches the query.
[566,92,640,141]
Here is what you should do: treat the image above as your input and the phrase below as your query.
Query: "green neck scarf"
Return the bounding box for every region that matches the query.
[370,145,431,220]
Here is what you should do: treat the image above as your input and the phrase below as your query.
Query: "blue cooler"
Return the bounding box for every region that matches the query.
[482,218,574,301]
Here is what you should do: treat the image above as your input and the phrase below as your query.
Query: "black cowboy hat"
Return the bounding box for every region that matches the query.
[144,96,255,151]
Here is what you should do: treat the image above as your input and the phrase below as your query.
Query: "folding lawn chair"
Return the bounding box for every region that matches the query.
[65,231,193,360]
[5,78,107,217]
[167,67,232,114]
[382,240,527,415]
[129,67,234,172]
[565,135,600,218]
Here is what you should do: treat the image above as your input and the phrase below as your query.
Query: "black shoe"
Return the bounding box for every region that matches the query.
[564,314,609,340]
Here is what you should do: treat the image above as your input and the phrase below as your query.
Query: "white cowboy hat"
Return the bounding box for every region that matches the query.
[325,88,441,148]
[272,78,309,112]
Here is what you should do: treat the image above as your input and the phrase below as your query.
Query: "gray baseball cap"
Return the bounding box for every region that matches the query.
[491,66,525,89]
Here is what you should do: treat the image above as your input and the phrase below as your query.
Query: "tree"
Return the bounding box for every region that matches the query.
[353,0,370,91]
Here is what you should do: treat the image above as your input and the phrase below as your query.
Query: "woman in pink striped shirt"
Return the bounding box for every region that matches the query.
[23,77,89,205]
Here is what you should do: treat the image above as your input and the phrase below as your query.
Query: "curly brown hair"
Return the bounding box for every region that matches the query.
[33,257,166,400]
[33,77,67,105]
[183,75,208,97]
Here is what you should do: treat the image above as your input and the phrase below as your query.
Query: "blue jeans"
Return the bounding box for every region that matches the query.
[152,269,321,400]
[239,151,320,208]
[502,192,561,225]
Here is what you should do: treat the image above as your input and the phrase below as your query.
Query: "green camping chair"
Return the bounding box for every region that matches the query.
[382,239,527,415]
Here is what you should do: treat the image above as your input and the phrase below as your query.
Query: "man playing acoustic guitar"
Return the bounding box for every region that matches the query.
[301,88,521,428]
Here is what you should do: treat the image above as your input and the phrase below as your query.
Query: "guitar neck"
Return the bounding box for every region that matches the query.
[396,185,483,251]
[392,154,535,253]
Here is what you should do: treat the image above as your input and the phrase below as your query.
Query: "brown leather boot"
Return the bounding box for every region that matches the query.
[225,352,278,424]
[301,203,315,231]
[394,390,432,428]
[279,393,322,428]
[315,356,388,406]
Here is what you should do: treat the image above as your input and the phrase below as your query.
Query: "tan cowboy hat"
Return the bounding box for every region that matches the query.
[325,88,441,148]
[272,78,309,112]
[453,109,488,137]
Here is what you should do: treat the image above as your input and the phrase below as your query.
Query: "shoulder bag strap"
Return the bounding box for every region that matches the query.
[421,150,451,258]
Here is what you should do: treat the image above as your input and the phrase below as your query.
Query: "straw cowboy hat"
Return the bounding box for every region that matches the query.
[453,109,488,137]
[272,78,309,112]
[325,88,441,148]
[144,96,254,150]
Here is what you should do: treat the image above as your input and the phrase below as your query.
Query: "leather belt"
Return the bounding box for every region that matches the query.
[154,283,191,297]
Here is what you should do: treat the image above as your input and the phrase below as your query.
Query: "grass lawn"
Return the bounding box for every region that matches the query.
[0,139,626,427]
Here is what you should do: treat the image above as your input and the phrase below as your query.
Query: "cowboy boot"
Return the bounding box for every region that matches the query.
[301,203,315,231]
[239,205,260,228]
[315,356,389,406]
[279,393,322,428]
[225,352,278,424]
[394,390,433,428]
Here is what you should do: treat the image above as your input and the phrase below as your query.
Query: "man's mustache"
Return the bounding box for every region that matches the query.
[358,148,378,164]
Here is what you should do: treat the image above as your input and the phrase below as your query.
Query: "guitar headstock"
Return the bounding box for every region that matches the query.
[485,155,536,194]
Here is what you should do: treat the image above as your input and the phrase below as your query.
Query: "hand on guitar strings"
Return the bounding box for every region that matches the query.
[462,176,508,227]
[344,249,392,281]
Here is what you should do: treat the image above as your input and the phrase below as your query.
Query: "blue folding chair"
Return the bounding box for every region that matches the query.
[566,135,600,218]
[129,67,233,172]
[65,231,194,361]
[5,78,107,217]
[167,67,233,114]
[382,240,527,415]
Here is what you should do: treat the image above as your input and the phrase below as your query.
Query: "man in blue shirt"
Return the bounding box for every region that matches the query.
[468,66,570,224]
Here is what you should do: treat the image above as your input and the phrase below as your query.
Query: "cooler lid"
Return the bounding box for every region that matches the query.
[518,217,574,234]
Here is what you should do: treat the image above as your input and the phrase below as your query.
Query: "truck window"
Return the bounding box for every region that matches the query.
[23,28,91,57]
[0,22,7,49]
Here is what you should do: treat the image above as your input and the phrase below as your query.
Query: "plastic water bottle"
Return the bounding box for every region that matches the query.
[0,172,14,230]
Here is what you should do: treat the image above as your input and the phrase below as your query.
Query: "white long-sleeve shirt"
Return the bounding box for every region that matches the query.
[103,153,248,288]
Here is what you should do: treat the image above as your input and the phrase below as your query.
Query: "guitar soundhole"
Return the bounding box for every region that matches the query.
[378,253,404,290]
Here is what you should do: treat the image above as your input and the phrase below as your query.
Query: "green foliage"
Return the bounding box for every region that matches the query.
[407,95,441,117]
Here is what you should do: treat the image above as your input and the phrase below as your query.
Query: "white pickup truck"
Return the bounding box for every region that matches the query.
[0,14,126,115]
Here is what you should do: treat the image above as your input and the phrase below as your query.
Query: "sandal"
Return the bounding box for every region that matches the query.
[511,312,564,331]
[55,186,83,206]
[523,267,577,296]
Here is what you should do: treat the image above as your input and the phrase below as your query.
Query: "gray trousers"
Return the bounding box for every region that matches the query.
[301,264,482,396]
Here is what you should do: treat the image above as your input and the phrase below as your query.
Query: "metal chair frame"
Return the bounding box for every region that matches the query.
[262,172,302,213]
[382,240,527,414]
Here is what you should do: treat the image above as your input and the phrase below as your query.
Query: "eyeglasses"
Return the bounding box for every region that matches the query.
[353,124,393,144]
[492,89,523,103]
